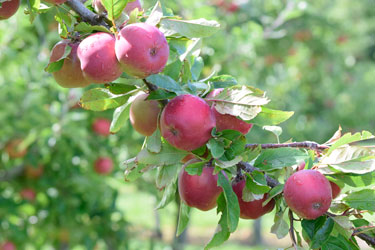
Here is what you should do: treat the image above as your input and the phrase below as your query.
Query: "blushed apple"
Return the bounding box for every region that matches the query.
[115,22,169,78]
[330,181,341,199]
[0,0,20,20]
[92,118,111,136]
[160,94,216,151]
[49,40,90,88]
[0,241,16,250]
[130,93,160,136]
[78,32,122,83]
[25,165,44,179]
[20,188,36,202]
[94,157,113,175]
[5,139,27,158]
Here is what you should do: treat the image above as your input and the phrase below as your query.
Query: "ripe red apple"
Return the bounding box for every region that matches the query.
[43,0,67,4]
[5,139,27,158]
[207,88,252,135]
[284,170,332,220]
[49,40,90,88]
[115,22,169,78]
[232,179,275,219]
[77,32,122,83]
[178,165,222,211]
[25,165,44,179]
[92,118,111,136]
[20,188,36,202]
[330,181,341,199]
[160,94,216,151]
[129,93,161,136]
[0,0,20,20]
[0,241,16,250]
[94,157,113,175]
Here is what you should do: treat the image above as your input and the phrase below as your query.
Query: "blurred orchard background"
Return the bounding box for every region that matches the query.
[1,0,374,249]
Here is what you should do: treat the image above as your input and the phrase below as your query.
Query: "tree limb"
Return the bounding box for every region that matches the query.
[246,141,329,152]
[66,0,110,27]
[236,161,280,188]
[354,229,375,248]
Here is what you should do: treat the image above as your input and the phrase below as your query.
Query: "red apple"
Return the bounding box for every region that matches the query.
[207,88,252,135]
[284,170,332,220]
[94,157,113,175]
[92,118,111,136]
[0,0,20,20]
[129,93,161,136]
[20,188,36,202]
[49,40,90,88]
[178,165,222,211]
[77,32,122,83]
[297,161,306,171]
[5,139,27,158]
[115,22,169,78]
[25,165,44,179]
[330,181,341,199]
[0,241,16,250]
[160,94,216,151]
[232,179,275,219]
[43,0,67,4]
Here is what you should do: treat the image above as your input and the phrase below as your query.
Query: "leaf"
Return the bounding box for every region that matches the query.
[191,57,204,81]
[207,138,225,159]
[303,217,335,249]
[74,22,111,33]
[102,0,128,20]
[136,142,188,166]
[263,125,282,138]
[217,171,239,233]
[254,148,309,171]
[242,186,264,202]
[123,159,148,181]
[160,18,220,38]
[184,161,206,175]
[271,210,289,239]
[110,102,131,133]
[321,235,360,250]
[207,75,237,88]
[263,184,284,206]
[250,107,294,126]
[146,129,162,153]
[108,84,137,95]
[26,0,40,23]
[147,89,176,100]
[179,38,202,61]
[146,1,163,26]
[326,132,364,155]
[324,126,342,145]
[156,182,176,210]
[215,156,242,168]
[80,88,130,111]
[176,201,191,236]
[244,174,270,195]
[156,164,179,189]
[163,59,183,81]
[335,172,375,187]
[44,45,71,73]
[210,85,270,121]
[343,189,375,211]
[333,216,353,239]
[146,74,184,94]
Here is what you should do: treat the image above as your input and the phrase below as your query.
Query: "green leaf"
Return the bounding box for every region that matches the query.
[217,171,239,233]
[326,132,364,155]
[254,148,308,171]
[321,235,360,250]
[271,209,289,239]
[343,189,375,211]
[302,217,335,249]
[147,89,176,100]
[146,74,184,94]
[224,135,246,161]
[207,138,225,159]
[80,88,130,111]
[191,57,204,81]
[74,22,111,33]
[263,125,282,140]
[242,145,262,162]
[160,18,220,38]
[156,182,176,210]
[156,164,179,189]
[215,156,242,168]
[110,102,131,133]
[26,0,40,23]
[207,75,237,88]
[263,184,284,206]
[124,158,149,181]
[209,85,270,121]
[184,161,206,175]
[242,185,264,202]
[146,129,162,153]
[163,59,183,81]
[137,142,188,166]
[332,216,353,239]
[335,172,375,187]
[102,0,128,20]
[44,45,71,73]
[250,107,294,126]
[108,84,137,95]
[244,174,271,195]
[146,1,163,26]
[176,201,191,236]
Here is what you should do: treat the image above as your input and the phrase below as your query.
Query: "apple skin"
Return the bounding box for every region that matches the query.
[20,188,36,202]
[43,0,67,4]
[77,32,122,83]
[297,161,306,171]
[232,179,275,219]
[178,166,222,211]
[0,241,16,250]
[94,157,113,175]
[25,165,44,179]
[49,40,90,88]
[92,118,111,136]
[115,23,169,78]
[130,93,161,136]
[160,94,216,151]
[0,0,20,20]
[330,181,341,199]
[5,139,27,158]
[207,88,252,135]
[284,170,332,220]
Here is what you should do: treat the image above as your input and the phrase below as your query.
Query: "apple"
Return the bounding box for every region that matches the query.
[25,165,44,179]
[297,161,305,171]
[232,179,275,219]
[206,88,252,135]
[94,157,113,175]
[293,30,312,42]
[77,32,122,83]
[330,181,341,199]
[49,40,90,88]
[5,139,27,158]
[0,0,20,20]
[92,118,111,136]
[160,94,216,151]
[129,93,161,136]
[284,170,332,220]
[178,165,222,211]
[115,22,169,78]
[43,0,67,5]
[20,188,36,202]
[0,241,16,250]
[93,0,142,15]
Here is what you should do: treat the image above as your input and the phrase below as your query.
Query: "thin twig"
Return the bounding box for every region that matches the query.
[66,0,110,27]
[236,161,280,188]
[288,209,298,250]
[142,79,168,106]
[245,141,329,152]
[353,229,375,248]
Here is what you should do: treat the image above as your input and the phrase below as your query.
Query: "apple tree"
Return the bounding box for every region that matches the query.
[1,0,375,249]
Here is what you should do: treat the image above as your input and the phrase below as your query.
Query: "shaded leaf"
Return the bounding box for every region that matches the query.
[254,148,308,171]
[146,129,162,153]
[176,201,191,236]
[146,1,163,26]
[160,18,220,38]
[80,88,130,111]
[110,102,131,133]
[156,182,176,210]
